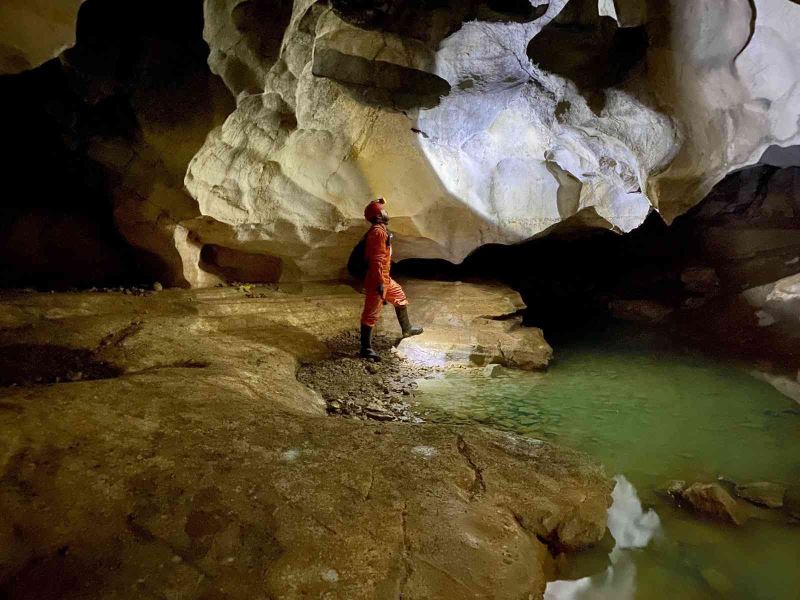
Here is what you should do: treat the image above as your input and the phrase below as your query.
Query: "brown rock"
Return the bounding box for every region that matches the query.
[681,267,720,294]
[735,482,786,508]
[0,282,611,599]
[681,483,749,525]
[666,479,687,498]
[392,282,552,370]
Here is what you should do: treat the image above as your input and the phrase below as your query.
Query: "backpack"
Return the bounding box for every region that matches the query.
[347,232,369,280]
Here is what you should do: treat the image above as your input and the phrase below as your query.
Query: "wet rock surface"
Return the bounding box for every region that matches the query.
[735,481,786,509]
[0,281,612,599]
[666,478,798,527]
[298,281,553,420]
[680,482,749,526]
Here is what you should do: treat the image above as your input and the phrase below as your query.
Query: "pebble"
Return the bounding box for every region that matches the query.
[296,331,433,423]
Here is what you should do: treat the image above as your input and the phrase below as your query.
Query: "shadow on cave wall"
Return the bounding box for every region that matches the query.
[0,60,142,290]
[0,0,217,290]
[526,0,648,114]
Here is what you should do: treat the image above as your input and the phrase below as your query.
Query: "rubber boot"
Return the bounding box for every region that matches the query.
[360,324,380,361]
[395,305,424,338]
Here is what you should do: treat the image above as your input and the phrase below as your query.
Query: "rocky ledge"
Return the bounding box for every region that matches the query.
[0,280,609,599]
[298,280,553,421]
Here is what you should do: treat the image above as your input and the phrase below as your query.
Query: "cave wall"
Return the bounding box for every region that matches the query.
[0,0,85,74]
[0,0,798,290]
[182,0,800,284]
[0,0,234,288]
[0,59,145,289]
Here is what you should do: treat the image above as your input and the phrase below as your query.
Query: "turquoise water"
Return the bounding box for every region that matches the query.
[415,328,800,600]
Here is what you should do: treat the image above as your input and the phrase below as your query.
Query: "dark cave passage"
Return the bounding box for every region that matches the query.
[0,0,228,290]
[396,163,800,362]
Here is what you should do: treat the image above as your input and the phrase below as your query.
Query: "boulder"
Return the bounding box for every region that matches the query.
[483,363,503,378]
[397,318,553,370]
[735,482,786,509]
[680,482,749,525]
[665,479,687,498]
[383,281,553,370]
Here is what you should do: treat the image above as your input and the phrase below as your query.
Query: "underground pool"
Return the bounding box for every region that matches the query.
[414,327,800,600]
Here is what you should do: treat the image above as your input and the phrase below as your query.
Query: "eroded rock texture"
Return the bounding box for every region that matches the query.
[64,0,235,286]
[0,282,611,599]
[0,0,236,289]
[0,0,85,74]
[180,0,800,284]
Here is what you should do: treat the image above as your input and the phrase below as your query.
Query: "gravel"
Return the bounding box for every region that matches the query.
[297,330,443,423]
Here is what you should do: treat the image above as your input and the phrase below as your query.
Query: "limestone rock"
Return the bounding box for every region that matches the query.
[680,482,749,525]
[681,267,720,295]
[203,0,295,98]
[180,0,800,283]
[483,363,503,378]
[0,280,611,599]
[0,0,85,74]
[744,273,800,330]
[735,481,786,509]
[749,370,800,404]
[378,281,553,370]
[665,479,687,498]
[398,318,553,370]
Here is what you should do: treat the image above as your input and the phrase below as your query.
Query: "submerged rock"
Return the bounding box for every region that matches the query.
[679,482,749,526]
[735,481,786,509]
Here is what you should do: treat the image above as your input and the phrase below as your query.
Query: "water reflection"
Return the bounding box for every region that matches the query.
[545,475,660,600]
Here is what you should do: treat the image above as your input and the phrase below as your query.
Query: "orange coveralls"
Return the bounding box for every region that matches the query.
[360,223,408,327]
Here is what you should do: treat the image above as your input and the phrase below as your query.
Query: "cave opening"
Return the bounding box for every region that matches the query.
[200,244,284,284]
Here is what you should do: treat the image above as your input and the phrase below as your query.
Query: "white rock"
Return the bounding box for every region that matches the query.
[483,363,503,378]
[177,0,800,284]
[411,446,439,459]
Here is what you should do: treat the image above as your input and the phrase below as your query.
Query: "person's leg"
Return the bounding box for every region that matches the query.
[385,280,423,338]
[360,291,384,361]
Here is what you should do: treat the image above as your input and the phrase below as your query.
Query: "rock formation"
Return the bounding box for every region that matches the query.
[180,0,800,284]
[1,0,798,288]
[0,0,85,74]
[395,282,553,369]
[0,281,611,599]
[63,0,234,286]
[735,481,786,509]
